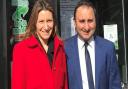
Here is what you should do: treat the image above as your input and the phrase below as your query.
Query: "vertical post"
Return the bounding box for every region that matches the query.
[0,0,8,89]
[122,0,128,86]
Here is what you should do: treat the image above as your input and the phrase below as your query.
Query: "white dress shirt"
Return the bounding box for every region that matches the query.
[78,36,95,89]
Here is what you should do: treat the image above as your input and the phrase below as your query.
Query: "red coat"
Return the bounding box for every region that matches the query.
[12,35,68,89]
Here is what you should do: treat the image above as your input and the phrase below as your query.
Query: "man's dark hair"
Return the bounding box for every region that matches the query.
[74,0,96,20]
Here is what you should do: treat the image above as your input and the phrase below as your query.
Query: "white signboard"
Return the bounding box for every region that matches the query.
[103,24,118,49]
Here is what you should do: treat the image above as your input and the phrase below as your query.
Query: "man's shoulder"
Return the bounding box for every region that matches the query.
[64,35,77,46]
[95,35,115,48]
[64,35,77,43]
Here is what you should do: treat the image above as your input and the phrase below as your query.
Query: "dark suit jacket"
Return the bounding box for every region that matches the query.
[64,35,122,89]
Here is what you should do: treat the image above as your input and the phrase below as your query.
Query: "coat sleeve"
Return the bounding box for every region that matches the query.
[12,44,26,89]
[109,44,122,89]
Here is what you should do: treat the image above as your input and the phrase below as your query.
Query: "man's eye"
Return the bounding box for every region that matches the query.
[79,20,85,23]
[88,19,93,23]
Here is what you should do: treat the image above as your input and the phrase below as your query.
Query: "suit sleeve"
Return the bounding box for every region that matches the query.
[109,44,122,89]
[62,46,68,89]
[12,44,26,89]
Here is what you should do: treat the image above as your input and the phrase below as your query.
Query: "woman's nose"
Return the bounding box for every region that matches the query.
[43,22,49,30]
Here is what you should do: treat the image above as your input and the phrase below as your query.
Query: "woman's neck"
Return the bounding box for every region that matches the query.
[37,34,48,52]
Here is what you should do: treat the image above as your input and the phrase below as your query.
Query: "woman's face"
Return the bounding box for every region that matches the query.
[36,10,54,42]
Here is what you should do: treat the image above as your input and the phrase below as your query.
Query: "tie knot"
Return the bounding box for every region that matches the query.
[85,42,88,47]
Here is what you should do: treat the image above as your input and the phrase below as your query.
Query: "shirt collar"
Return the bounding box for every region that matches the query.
[77,36,95,49]
[88,37,95,48]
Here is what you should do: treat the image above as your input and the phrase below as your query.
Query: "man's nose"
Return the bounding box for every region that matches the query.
[84,22,89,30]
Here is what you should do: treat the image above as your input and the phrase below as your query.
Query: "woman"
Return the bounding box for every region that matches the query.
[12,0,68,89]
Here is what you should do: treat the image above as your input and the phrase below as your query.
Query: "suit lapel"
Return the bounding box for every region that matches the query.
[95,36,104,89]
[72,35,83,89]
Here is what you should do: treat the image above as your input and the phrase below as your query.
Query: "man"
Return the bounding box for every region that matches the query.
[64,0,122,89]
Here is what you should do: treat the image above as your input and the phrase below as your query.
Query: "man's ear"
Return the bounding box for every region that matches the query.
[73,18,76,27]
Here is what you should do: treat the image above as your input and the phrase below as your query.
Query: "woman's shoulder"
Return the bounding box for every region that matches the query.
[13,35,38,49]
[54,35,63,43]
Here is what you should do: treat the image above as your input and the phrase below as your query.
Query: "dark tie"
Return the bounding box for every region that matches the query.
[85,42,94,89]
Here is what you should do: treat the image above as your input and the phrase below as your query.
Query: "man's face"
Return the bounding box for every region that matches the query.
[74,6,96,41]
